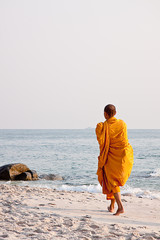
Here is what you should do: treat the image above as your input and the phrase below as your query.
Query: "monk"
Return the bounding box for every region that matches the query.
[96,104,134,216]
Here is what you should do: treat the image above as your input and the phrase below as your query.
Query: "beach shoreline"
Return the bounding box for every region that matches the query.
[0,184,160,239]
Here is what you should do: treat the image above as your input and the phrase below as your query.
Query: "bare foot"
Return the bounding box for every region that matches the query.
[108,205,114,213]
[113,208,124,216]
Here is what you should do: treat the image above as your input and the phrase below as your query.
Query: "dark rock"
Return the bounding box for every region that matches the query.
[14,171,32,181]
[30,170,38,180]
[0,163,38,181]
[0,165,10,180]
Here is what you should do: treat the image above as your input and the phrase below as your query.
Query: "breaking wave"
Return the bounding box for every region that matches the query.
[3,181,160,199]
[150,168,160,177]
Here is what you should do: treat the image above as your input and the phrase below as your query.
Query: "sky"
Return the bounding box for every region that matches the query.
[0,0,160,129]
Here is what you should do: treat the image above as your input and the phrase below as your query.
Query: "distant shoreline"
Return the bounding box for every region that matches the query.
[0,128,160,130]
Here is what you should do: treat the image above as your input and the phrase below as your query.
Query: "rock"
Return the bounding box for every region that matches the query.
[0,163,29,180]
[39,174,63,181]
[14,171,32,181]
[0,163,38,181]
[30,170,38,180]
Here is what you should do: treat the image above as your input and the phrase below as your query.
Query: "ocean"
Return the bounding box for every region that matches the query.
[0,129,160,199]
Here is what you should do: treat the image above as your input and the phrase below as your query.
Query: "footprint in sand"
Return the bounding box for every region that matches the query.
[0,234,9,238]
[48,202,56,206]
[81,216,91,222]
[90,224,100,229]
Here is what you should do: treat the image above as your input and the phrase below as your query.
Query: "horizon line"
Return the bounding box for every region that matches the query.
[0,128,160,130]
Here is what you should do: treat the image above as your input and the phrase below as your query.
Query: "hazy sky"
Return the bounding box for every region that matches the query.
[0,0,160,129]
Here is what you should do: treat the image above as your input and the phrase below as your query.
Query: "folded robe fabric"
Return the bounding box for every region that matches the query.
[96,117,134,199]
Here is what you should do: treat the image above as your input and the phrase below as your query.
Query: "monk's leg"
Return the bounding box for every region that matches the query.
[106,193,115,212]
[113,192,124,216]
[108,199,115,212]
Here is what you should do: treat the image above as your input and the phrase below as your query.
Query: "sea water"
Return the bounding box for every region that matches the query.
[0,129,160,199]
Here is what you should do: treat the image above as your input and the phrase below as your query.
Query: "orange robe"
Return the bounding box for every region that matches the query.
[96,117,134,200]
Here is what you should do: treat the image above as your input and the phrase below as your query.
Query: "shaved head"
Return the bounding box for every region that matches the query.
[104,104,116,118]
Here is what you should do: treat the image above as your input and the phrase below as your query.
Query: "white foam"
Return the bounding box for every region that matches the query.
[2,181,160,200]
[3,181,102,193]
[150,168,160,177]
[121,184,160,199]
[121,185,143,196]
[53,184,102,193]
[41,183,160,199]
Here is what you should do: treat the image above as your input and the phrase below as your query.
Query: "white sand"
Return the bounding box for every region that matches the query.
[0,184,160,240]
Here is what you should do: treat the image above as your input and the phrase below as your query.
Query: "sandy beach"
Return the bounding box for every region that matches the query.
[0,184,160,240]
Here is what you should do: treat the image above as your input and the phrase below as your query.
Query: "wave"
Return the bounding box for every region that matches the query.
[150,168,160,177]
[53,184,102,193]
[52,184,160,199]
[121,184,160,199]
[3,181,160,200]
[38,183,160,200]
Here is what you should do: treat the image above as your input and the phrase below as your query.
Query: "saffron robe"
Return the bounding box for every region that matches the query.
[96,117,134,200]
